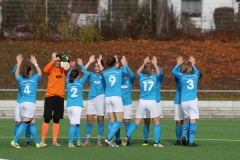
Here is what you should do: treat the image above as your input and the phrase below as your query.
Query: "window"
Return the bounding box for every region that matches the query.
[182,0,201,17]
[72,0,99,13]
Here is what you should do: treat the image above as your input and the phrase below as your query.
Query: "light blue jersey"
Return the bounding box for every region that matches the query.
[87,72,105,100]
[66,65,88,107]
[171,65,200,102]
[102,66,127,97]
[156,67,164,103]
[138,73,159,100]
[173,66,181,104]
[13,65,21,103]
[121,66,134,106]
[17,74,40,103]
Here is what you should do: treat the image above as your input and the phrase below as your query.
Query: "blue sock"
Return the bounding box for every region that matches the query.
[68,125,76,144]
[25,125,31,142]
[154,124,160,143]
[107,120,121,140]
[75,124,80,142]
[176,125,182,140]
[182,121,190,138]
[30,123,40,143]
[143,124,149,141]
[126,122,138,137]
[14,122,28,143]
[189,123,196,143]
[85,123,92,141]
[115,128,120,140]
[124,122,131,142]
[14,123,20,136]
[159,124,162,142]
[98,123,104,142]
[108,122,113,134]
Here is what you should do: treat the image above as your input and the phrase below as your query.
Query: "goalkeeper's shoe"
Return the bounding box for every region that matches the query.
[52,142,61,146]
[188,143,199,147]
[11,140,21,148]
[142,140,148,146]
[121,137,128,147]
[40,141,47,147]
[36,143,46,148]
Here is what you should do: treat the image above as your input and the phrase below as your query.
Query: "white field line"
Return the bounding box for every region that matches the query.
[1,137,240,142]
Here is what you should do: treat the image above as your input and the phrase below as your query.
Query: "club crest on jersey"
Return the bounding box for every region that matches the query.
[56,75,62,78]
[94,81,101,85]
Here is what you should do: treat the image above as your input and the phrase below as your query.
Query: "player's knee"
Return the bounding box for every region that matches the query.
[53,118,60,124]
[44,118,51,123]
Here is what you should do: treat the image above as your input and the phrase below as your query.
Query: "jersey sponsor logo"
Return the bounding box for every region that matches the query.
[56,75,62,78]
[121,85,128,89]
[94,81,101,85]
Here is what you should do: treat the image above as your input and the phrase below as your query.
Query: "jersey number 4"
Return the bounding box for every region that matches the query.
[24,85,31,94]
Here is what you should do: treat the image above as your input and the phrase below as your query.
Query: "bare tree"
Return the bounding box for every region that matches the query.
[156,0,168,36]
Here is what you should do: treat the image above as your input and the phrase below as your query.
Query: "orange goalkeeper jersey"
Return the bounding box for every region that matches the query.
[43,60,69,98]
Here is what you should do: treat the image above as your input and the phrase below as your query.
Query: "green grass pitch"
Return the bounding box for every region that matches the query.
[0,119,239,160]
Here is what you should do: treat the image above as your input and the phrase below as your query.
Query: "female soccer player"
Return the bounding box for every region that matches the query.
[103,55,127,147]
[66,58,88,147]
[115,62,135,146]
[12,65,31,146]
[172,66,184,145]
[11,54,45,148]
[82,55,105,147]
[122,56,162,147]
[142,64,164,147]
[171,56,200,147]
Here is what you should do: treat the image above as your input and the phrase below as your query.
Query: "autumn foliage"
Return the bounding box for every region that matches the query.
[0,39,239,92]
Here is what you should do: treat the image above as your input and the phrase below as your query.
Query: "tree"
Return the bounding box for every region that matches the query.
[156,0,168,36]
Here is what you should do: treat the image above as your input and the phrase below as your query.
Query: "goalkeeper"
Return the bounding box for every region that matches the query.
[40,52,71,147]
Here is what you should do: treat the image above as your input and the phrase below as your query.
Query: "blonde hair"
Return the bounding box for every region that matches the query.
[144,62,152,77]
[180,61,194,74]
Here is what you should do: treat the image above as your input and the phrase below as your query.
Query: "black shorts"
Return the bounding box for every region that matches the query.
[43,96,64,119]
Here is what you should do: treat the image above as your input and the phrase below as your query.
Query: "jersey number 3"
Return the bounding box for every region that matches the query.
[187,79,194,90]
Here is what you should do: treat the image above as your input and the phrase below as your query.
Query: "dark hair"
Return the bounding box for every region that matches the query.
[106,57,116,68]
[144,62,152,77]
[180,61,194,74]
[69,69,79,83]
[100,60,105,67]
[56,54,62,61]
[21,64,32,78]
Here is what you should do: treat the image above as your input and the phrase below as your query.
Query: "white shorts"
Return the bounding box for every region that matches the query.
[67,107,83,124]
[181,98,199,119]
[145,101,163,118]
[19,102,36,119]
[105,96,123,113]
[136,99,159,119]
[15,103,22,122]
[123,104,132,119]
[174,104,184,121]
[86,94,106,116]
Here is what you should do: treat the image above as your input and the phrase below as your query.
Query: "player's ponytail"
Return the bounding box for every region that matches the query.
[69,69,79,83]
[21,64,32,78]
[144,62,152,77]
[106,57,116,69]
[180,61,194,74]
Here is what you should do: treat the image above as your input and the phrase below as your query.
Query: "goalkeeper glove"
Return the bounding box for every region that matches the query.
[60,61,70,70]
[61,52,70,62]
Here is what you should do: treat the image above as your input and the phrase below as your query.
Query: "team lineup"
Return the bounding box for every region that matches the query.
[11,52,200,148]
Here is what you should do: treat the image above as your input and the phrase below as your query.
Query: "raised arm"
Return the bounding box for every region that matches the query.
[151,56,160,76]
[78,58,88,84]
[15,54,23,78]
[126,65,134,84]
[12,64,17,75]
[121,55,127,77]
[66,61,75,80]
[137,56,150,75]
[43,52,56,74]
[189,56,200,78]
[85,55,95,70]
[171,56,183,79]
[30,55,42,78]
[97,54,104,71]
